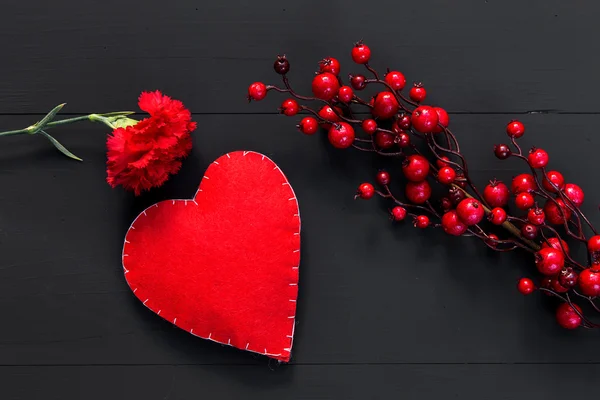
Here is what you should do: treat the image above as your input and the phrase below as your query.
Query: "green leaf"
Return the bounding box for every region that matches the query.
[39,130,83,161]
[33,103,66,132]
[99,111,135,117]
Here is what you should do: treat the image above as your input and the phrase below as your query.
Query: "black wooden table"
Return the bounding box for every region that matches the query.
[1,1,599,398]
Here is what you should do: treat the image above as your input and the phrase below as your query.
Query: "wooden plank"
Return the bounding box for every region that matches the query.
[0,0,598,113]
[0,114,599,366]
[1,364,598,399]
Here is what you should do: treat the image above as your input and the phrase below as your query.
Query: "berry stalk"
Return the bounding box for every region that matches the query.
[248,43,600,330]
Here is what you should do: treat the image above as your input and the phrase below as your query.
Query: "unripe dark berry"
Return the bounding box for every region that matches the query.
[350,74,366,90]
[376,170,391,186]
[494,144,511,160]
[274,55,290,75]
[521,223,539,240]
[559,267,578,288]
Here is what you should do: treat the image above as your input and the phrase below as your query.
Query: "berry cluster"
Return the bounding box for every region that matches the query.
[248,41,600,330]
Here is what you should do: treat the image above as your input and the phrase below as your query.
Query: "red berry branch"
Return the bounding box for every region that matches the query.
[248,41,600,330]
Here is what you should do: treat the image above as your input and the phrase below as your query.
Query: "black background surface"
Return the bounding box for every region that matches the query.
[1,1,599,398]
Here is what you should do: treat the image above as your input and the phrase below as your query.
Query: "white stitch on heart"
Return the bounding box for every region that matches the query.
[121,151,300,361]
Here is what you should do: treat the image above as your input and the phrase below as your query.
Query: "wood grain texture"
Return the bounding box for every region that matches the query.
[2,364,600,400]
[0,0,598,113]
[1,0,599,397]
[0,114,599,371]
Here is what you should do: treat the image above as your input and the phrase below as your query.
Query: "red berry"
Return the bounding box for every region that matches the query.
[338,86,354,103]
[357,183,374,199]
[544,199,572,225]
[515,192,535,210]
[414,215,430,228]
[280,99,299,116]
[542,238,570,255]
[579,268,600,297]
[248,82,267,101]
[274,55,290,75]
[488,207,507,225]
[411,106,439,133]
[409,83,426,102]
[406,181,431,204]
[298,117,319,135]
[312,72,340,101]
[375,131,395,149]
[441,210,468,236]
[372,92,399,120]
[385,70,406,90]
[437,166,456,185]
[441,197,453,212]
[535,248,565,276]
[527,207,545,225]
[528,148,549,168]
[556,303,582,330]
[564,183,584,207]
[511,173,537,194]
[351,42,371,64]
[395,132,411,148]
[376,170,390,186]
[506,120,525,138]
[486,233,500,247]
[350,74,366,90]
[517,278,535,295]
[397,114,411,130]
[588,235,600,253]
[360,119,377,135]
[318,105,341,128]
[542,171,565,193]
[318,57,340,75]
[391,206,407,221]
[456,198,484,226]
[402,154,430,182]
[328,123,355,149]
[432,107,449,134]
[494,144,511,160]
[436,156,451,169]
[521,223,539,239]
[483,180,509,208]
[551,278,570,293]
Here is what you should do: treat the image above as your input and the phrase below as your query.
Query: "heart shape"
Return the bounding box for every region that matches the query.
[122,151,300,362]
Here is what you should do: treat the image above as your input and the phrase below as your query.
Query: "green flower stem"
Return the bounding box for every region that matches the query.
[0,111,135,137]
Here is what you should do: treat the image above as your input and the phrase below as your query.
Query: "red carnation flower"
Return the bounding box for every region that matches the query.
[106,91,197,195]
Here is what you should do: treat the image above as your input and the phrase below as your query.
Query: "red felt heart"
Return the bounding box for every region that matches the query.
[122,151,300,362]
